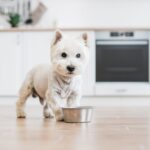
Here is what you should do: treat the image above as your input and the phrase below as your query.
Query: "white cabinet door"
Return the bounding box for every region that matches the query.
[82,31,95,96]
[22,32,52,79]
[0,32,22,95]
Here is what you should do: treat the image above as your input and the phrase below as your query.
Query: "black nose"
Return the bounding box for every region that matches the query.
[67,66,75,72]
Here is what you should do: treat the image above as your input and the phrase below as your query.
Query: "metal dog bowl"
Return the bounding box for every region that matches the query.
[62,106,93,123]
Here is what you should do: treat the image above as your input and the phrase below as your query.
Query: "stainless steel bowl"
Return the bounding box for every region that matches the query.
[62,106,93,123]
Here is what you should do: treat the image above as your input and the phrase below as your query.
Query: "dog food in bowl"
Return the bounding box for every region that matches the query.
[62,106,93,123]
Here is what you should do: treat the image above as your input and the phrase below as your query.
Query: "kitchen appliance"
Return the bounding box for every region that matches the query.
[95,31,150,96]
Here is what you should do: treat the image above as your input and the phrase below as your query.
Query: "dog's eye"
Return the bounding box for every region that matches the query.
[61,52,67,58]
[76,53,81,58]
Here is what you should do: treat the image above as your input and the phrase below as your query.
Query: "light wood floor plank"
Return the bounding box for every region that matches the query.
[0,105,150,150]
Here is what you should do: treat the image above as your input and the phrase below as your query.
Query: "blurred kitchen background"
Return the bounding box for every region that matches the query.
[0,0,150,28]
[1,0,150,106]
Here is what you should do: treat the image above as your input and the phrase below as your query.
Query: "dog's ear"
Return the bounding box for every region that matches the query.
[52,30,63,46]
[78,33,88,47]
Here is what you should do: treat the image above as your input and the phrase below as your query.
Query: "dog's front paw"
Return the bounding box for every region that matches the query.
[56,114,64,121]
[17,111,26,118]
[44,112,54,118]
[55,110,64,121]
[43,110,54,118]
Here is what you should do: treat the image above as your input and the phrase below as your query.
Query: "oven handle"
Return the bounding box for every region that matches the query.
[96,40,148,45]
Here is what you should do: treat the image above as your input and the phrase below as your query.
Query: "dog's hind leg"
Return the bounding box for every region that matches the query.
[16,72,33,118]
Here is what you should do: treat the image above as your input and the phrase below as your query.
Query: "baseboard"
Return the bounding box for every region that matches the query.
[1,96,150,106]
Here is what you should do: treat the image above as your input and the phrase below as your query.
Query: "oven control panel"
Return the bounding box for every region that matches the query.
[96,31,149,40]
[110,32,134,37]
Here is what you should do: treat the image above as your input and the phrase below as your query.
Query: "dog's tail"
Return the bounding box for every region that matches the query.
[32,88,44,105]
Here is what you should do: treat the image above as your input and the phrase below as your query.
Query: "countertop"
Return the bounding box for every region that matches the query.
[1,27,150,32]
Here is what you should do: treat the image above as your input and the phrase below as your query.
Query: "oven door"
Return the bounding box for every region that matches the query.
[96,40,149,82]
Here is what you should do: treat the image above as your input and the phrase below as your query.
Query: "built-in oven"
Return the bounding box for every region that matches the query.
[95,31,150,96]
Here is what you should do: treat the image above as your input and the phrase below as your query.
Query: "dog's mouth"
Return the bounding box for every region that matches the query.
[68,72,74,75]
[66,71,76,76]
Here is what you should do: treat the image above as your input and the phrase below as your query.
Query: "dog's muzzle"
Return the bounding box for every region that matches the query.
[67,65,75,73]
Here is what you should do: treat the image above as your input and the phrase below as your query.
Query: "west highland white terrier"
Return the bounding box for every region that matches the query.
[16,30,89,121]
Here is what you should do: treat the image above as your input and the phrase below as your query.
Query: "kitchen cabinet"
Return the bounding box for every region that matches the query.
[22,32,52,77]
[0,32,22,95]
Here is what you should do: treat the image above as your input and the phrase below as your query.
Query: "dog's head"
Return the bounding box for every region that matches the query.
[50,30,89,77]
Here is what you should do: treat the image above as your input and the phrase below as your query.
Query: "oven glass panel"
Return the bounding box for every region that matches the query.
[96,42,149,82]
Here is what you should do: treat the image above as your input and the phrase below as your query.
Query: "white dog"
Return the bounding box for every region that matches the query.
[16,31,89,121]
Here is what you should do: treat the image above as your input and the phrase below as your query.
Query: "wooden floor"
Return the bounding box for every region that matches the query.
[1,105,150,150]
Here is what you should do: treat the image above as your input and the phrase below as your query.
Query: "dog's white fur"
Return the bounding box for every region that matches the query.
[16,31,89,121]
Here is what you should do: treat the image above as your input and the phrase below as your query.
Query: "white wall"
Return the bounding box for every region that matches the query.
[33,0,150,28]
